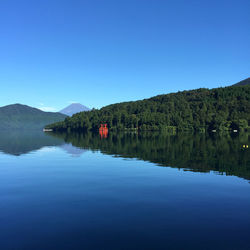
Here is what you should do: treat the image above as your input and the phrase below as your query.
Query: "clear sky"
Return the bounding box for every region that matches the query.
[0,0,249,111]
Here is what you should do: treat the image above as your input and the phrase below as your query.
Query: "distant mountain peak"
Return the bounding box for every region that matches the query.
[60,103,90,116]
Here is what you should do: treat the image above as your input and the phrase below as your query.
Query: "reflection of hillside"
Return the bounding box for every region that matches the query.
[0,130,64,156]
[49,131,250,180]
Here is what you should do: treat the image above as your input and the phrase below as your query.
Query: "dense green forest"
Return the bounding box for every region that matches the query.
[48,131,250,181]
[0,104,66,129]
[46,79,250,132]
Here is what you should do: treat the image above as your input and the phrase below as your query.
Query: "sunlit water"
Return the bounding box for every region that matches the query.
[0,131,249,250]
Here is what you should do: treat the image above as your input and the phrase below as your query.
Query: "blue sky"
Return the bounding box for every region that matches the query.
[0,0,249,111]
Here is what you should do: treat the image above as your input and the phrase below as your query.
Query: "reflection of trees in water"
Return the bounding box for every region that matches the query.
[50,131,250,181]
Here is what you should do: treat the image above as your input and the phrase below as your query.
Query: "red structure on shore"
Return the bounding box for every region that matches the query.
[99,124,108,138]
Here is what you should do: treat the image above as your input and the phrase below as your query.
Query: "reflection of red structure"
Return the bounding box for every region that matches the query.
[99,124,108,138]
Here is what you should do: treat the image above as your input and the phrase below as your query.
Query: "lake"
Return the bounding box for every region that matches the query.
[0,130,249,250]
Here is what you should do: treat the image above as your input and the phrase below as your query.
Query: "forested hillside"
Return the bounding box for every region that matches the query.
[0,104,66,129]
[46,81,250,132]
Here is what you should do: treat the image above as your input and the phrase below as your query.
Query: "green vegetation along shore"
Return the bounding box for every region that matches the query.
[46,78,250,132]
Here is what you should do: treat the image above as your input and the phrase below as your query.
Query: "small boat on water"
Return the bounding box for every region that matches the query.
[43,128,53,132]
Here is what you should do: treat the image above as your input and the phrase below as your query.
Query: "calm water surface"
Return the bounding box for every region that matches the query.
[0,131,249,250]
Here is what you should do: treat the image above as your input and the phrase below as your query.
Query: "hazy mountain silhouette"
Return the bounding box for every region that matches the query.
[233,77,250,86]
[60,103,90,116]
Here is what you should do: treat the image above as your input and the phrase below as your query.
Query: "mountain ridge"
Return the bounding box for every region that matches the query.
[233,77,250,86]
[0,103,66,129]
